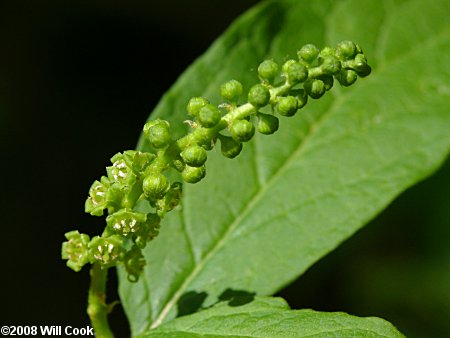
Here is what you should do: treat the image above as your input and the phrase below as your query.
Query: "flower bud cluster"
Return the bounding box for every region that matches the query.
[62,41,371,281]
[64,150,165,279]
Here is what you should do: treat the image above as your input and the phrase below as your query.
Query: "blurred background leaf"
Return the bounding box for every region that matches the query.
[277,157,450,338]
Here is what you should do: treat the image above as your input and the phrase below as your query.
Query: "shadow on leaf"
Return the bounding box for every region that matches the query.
[217,288,256,307]
[176,291,208,317]
[176,288,256,318]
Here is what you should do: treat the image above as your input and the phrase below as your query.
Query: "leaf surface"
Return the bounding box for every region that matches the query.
[138,297,405,338]
[119,0,450,334]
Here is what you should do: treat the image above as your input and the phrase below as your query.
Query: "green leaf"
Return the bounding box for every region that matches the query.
[137,297,405,338]
[119,0,450,334]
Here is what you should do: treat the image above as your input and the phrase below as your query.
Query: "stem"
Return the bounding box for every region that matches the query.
[87,264,114,338]
[223,103,256,122]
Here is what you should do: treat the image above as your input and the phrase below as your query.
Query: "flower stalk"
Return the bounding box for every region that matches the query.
[87,264,113,338]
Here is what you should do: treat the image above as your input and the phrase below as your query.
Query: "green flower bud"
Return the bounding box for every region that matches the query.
[336,40,357,60]
[258,59,278,82]
[355,43,363,54]
[352,54,371,77]
[296,89,308,109]
[282,60,308,84]
[142,173,169,200]
[85,176,110,216]
[198,104,221,128]
[248,84,270,108]
[357,65,371,78]
[156,181,182,214]
[336,69,358,86]
[181,144,207,167]
[199,139,214,151]
[297,44,319,63]
[106,209,146,237]
[219,135,243,159]
[230,119,255,142]
[220,80,243,101]
[88,235,124,266]
[123,246,145,282]
[187,97,209,116]
[320,55,341,75]
[281,60,294,74]
[319,46,335,60]
[172,159,185,172]
[353,53,366,65]
[62,231,91,272]
[143,119,171,149]
[318,74,334,91]
[256,113,279,135]
[276,96,298,117]
[182,165,206,184]
[304,79,326,99]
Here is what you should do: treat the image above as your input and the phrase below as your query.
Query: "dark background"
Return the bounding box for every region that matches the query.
[1,1,448,337]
